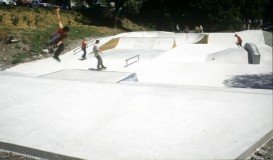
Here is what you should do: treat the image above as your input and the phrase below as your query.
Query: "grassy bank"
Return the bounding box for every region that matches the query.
[0,6,135,67]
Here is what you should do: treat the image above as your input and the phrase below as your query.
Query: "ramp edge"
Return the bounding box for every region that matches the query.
[236,130,273,159]
[0,141,83,160]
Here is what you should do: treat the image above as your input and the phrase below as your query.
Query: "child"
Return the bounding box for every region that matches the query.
[81,38,87,60]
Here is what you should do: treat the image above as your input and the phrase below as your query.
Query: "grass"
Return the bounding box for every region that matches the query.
[0,6,142,68]
[11,52,29,64]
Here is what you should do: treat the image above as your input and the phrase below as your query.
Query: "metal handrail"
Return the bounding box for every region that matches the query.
[125,55,140,67]
[73,38,96,55]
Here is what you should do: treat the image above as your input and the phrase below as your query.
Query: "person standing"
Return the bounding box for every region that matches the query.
[235,34,242,48]
[195,26,200,33]
[93,40,106,71]
[81,38,87,60]
[199,25,203,33]
[247,19,252,30]
[42,7,70,62]
[176,24,180,33]
[259,19,263,29]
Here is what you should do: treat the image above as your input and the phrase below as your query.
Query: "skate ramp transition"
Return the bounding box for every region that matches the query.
[121,31,207,45]
[97,32,208,51]
[208,30,265,46]
[205,48,248,64]
[115,37,175,50]
[40,69,138,83]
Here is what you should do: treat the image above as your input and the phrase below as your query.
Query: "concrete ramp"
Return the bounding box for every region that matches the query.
[124,31,172,38]
[154,44,228,63]
[205,48,248,64]
[184,33,207,44]
[122,32,207,46]
[173,33,206,45]
[40,69,137,83]
[115,37,175,50]
[208,33,236,45]
[208,30,265,46]
[0,74,272,160]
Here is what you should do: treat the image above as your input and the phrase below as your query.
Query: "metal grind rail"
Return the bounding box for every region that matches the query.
[124,55,140,67]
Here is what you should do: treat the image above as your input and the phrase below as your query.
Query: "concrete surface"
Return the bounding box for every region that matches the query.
[1,30,272,159]
[40,69,136,83]
[0,74,272,160]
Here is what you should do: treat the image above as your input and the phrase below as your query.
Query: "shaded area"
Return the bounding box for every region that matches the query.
[223,73,273,89]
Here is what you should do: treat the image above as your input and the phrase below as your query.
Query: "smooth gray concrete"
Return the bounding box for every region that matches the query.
[40,69,135,83]
[0,74,272,159]
[1,30,273,159]
[244,43,261,64]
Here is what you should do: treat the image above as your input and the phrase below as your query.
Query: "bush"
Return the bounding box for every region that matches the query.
[11,52,29,64]
[11,14,19,26]
[210,8,243,31]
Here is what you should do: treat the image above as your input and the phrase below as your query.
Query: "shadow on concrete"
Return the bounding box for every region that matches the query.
[223,73,273,89]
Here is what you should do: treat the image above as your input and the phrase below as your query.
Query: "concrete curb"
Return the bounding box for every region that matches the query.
[0,141,83,160]
[236,130,273,159]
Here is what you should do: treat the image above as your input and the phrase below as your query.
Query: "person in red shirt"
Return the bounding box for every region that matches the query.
[81,38,87,60]
[235,34,242,48]
[43,7,70,62]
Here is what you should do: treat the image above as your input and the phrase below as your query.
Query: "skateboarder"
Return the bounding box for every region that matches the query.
[235,34,242,47]
[93,40,106,71]
[42,7,70,62]
[81,38,87,60]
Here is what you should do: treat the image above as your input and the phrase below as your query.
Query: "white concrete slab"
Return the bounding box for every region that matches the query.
[1,30,272,159]
[206,48,248,64]
[40,69,135,83]
[116,37,174,50]
[0,74,272,159]
[122,31,206,45]
[127,61,272,88]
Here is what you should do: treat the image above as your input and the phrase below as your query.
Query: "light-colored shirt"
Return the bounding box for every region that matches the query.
[93,44,99,56]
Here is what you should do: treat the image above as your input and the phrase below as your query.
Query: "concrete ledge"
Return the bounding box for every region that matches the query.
[244,43,261,64]
[0,141,82,160]
[195,34,208,44]
[236,130,273,159]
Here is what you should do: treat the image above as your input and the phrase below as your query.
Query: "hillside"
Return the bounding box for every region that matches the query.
[0,6,143,70]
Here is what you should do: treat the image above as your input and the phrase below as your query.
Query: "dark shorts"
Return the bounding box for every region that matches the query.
[49,33,61,46]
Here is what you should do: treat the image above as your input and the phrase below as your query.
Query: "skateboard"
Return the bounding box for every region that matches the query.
[97,67,107,71]
[78,58,87,61]
[88,67,107,71]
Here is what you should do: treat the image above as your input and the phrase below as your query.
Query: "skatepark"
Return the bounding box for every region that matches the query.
[0,30,272,159]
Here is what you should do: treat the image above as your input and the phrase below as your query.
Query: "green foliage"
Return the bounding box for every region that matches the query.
[11,52,29,64]
[33,8,41,13]
[34,15,41,26]
[0,15,3,23]
[123,0,146,15]
[15,44,21,49]
[68,26,102,40]
[210,8,243,31]
[23,16,32,26]
[11,14,19,26]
